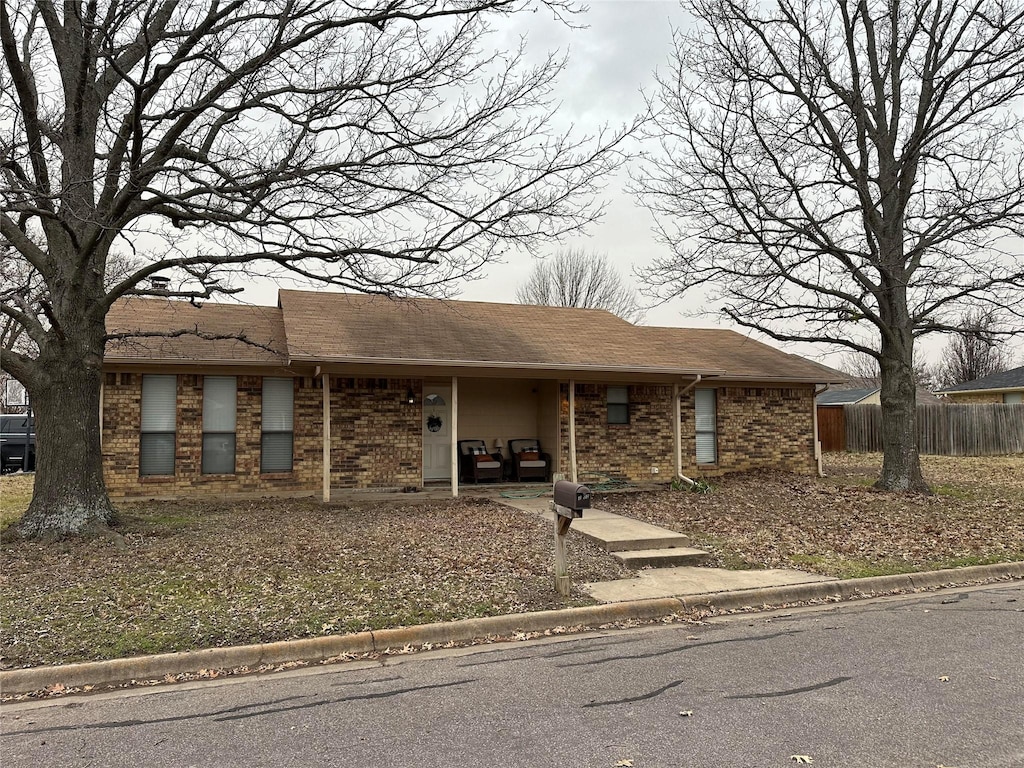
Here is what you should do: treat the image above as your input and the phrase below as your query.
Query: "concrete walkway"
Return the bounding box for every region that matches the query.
[585,566,835,602]
[495,493,835,601]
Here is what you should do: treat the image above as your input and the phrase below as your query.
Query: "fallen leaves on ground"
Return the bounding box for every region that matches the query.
[594,454,1024,578]
[2,453,1021,669]
[0,496,628,668]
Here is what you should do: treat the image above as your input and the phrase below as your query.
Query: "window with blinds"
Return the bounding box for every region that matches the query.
[140,375,176,476]
[202,376,236,474]
[607,385,629,424]
[695,388,717,465]
[261,378,294,473]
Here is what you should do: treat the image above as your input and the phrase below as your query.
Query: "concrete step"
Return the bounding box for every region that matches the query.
[612,547,712,569]
[572,516,691,552]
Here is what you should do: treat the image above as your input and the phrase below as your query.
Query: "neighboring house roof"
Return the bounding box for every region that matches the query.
[936,366,1024,394]
[816,387,879,406]
[816,383,942,405]
[105,300,288,365]
[104,291,847,382]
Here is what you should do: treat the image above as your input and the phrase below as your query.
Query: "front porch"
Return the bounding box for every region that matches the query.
[318,374,568,501]
[316,373,701,502]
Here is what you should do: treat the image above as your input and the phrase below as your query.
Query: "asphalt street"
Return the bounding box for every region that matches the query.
[2,582,1022,768]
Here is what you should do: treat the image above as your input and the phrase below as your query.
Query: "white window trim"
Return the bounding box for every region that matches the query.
[140,375,176,476]
[202,376,237,475]
[261,377,294,473]
[607,385,629,425]
[695,387,718,465]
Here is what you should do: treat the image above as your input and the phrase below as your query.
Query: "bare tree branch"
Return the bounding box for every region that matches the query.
[0,0,636,537]
[634,0,1024,492]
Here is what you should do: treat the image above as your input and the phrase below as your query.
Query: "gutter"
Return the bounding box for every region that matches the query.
[287,355,724,377]
[937,385,1023,396]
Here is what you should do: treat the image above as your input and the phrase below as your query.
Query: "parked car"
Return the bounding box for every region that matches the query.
[0,413,35,472]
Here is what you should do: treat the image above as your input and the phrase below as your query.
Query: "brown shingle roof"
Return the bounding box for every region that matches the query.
[278,290,845,381]
[101,291,845,382]
[278,290,701,373]
[641,327,846,382]
[105,298,287,365]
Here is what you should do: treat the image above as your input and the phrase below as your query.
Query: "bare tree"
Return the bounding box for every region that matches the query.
[515,248,645,322]
[636,0,1024,492]
[936,309,1012,388]
[1,0,636,537]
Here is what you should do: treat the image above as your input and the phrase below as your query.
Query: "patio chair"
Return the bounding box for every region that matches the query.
[457,439,503,483]
[508,439,551,482]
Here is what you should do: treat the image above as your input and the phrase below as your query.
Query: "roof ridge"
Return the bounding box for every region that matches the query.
[278,288,631,321]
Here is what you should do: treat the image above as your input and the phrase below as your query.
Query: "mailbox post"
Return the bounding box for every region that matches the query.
[551,480,591,596]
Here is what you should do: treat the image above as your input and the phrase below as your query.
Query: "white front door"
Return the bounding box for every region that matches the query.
[423,387,452,480]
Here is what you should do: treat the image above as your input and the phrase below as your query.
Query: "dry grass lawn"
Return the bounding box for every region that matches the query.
[0,493,627,669]
[2,452,1021,669]
[595,453,1024,578]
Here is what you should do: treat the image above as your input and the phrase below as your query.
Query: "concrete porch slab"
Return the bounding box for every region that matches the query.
[585,566,837,602]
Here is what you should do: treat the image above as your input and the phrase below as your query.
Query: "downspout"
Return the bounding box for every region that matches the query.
[674,375,702,487]
[813,383,830,477]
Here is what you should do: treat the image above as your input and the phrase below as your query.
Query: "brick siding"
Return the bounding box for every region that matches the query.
[715,385,816,474]
[102,373,422,497]
[559,383,676,481]
[102,372,814,497]
[103,373,321,497]
[328,377,422,489]
[559,382,815,482]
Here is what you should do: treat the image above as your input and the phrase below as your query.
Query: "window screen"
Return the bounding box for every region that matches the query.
[695,388,717,464]
[607,385,629,424]
[140,375,176,476]
[202,376,236,474]
[261,378,294,473]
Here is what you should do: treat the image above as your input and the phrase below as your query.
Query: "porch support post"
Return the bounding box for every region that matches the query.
[568,379,578,483]
[451,376,459,498]
[322,372,331,503]
[673,382,681,479]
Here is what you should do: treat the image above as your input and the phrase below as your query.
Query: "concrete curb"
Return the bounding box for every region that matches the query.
[0,598,681,696]
[2,563,1021,696]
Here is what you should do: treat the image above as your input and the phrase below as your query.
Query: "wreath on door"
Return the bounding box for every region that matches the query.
[426,414,443,432]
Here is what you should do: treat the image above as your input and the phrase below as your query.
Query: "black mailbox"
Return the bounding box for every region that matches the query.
[553,480,591,512]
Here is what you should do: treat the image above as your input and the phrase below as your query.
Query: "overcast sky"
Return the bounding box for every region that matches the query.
[244,2,703,327]
[459,1,692,323]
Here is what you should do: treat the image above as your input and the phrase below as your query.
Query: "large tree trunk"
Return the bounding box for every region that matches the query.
[17,332,116,539]
[876,332,930,493]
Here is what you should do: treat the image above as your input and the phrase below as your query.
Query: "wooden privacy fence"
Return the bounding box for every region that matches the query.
[843,403,1024,455]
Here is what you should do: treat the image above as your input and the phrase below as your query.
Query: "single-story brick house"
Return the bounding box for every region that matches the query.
[936,366,1024,404]
[101,290,845,500]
